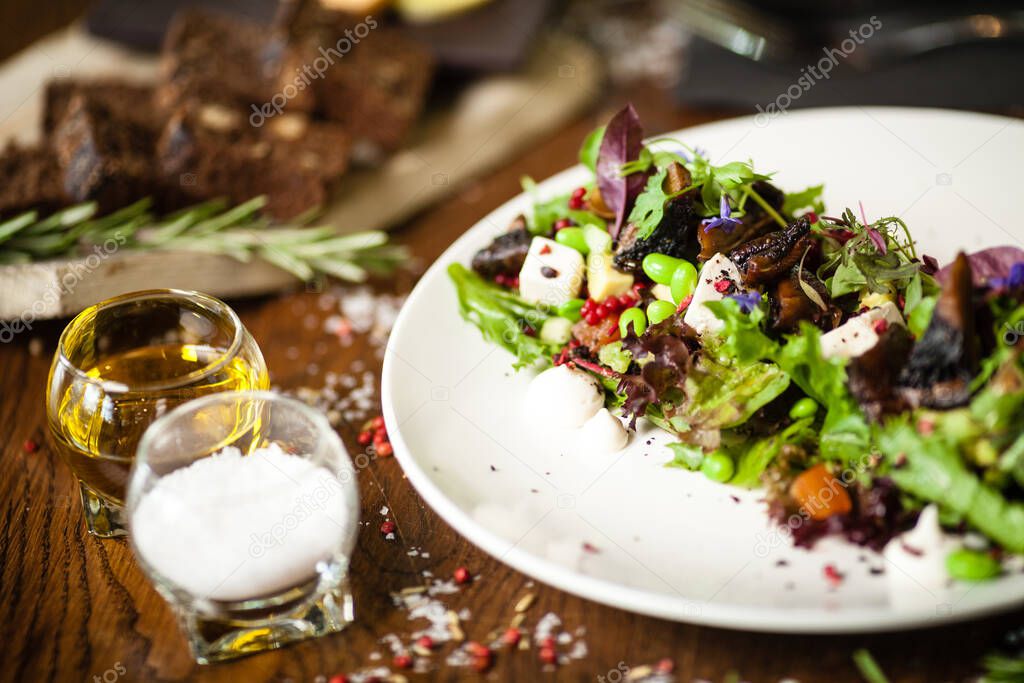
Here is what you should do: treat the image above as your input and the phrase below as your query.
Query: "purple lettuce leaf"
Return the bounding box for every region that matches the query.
[596,103,648,239]
[936,246,1024,286]
[617,316,698,427]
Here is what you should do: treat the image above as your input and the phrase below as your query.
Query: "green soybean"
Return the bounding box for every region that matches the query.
[670,260,699,303]
[647,300,677,325]
[618,307,647,337]
[642,253,685,285]
[946,548,1002,582]
[701,452,735,483]
[556,298,585,322]
[555,227,589,254]
[789,397,819,420]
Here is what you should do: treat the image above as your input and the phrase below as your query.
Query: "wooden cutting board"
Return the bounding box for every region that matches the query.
[0,23,603,321]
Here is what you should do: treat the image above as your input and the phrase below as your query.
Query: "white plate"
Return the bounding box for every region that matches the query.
[382,107,1024,632]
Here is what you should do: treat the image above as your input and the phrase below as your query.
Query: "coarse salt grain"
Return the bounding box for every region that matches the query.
[132,443,352,601]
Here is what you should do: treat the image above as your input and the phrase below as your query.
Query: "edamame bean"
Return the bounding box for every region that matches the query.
[670,260,699,303]
[789,397,819,420]
[701,452,735,482]
[642,253,685,285]
[647,300,677,325]
[618,307,647,337]
[946,548,1001,582]
[556,298,585,322]
[555,227,589,254]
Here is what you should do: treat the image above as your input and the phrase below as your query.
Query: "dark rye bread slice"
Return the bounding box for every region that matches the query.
[51,94,156,212]
[158,102,350,181]
[0,144,69,218]
[310,23,435,159]
[156,104,341,219]
[275,3,435,159]
[43,79,158,135]
[157,8,314,115]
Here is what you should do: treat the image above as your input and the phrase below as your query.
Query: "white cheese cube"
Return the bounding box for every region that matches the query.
[819,302,905,360]
[683,253,745,335]
[518,237,585,307]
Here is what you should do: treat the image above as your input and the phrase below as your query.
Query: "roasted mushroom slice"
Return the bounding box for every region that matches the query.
[696,181,785,262]
[898,252,980,408]
[848,325,914,422]
[728,218,815,286]
[613,198,702,275]
[470,215,531,279]
[768,267,842,333]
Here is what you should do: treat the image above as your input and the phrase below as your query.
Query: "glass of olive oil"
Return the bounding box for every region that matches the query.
[46,289,269,537]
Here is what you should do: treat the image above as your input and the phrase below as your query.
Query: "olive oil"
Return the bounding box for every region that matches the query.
[49,343,268,506]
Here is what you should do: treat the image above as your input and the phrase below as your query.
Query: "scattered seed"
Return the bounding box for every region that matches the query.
[627,665,653,680]
[399,585,426,596]
[514,592,536,613]
[393,654,412,670]
[447,610,465,641]
[22,439,38,453]
[509,613,526,629]
[380,521,396,534]
[502,627,521,646]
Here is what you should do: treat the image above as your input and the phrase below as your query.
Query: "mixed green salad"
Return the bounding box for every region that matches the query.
[449,104,1024,580]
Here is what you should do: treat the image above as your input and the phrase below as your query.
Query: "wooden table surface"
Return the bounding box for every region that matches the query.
[2,9,1023,683]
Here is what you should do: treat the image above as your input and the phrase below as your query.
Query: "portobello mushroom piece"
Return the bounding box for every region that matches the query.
[848,325,914,422]
[696,180,785,262]
[470,215,531,278]
[728,218,816,286]
[613,198,702,275]
[898,252,980,408]
[768,266,842,333]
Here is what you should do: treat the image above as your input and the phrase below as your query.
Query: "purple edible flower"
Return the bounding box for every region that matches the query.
[702,195,742,234]
[728,291,762,313]
[991,262,1024,289]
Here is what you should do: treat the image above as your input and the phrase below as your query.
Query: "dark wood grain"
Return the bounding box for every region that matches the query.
[0,12,1021,683]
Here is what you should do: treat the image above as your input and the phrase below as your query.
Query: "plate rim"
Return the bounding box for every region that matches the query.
[382,106,1024,633]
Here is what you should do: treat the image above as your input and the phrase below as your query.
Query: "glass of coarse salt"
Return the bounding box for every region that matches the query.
[126,391,359,664]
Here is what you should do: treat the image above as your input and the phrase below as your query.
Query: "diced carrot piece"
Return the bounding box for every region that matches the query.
[789,463,852,521]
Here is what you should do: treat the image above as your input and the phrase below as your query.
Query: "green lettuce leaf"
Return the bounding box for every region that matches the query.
[448,263,560,369]
[731,417,816,488]
[782,184,825,217]
[676,347,790,435]
[666,442,704,471]
[878,419,1024,554]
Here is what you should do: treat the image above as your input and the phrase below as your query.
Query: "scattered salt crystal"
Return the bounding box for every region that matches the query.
[132,443,353,601]
[567,640,588,659]
[534,612,561,641]
[380,506,389,515]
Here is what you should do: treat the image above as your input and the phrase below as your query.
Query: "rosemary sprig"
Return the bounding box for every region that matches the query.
[0,196,407,282]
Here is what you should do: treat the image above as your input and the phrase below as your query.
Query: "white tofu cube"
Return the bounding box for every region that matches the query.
[683,253,745,335]
[518,237,585,307]
[819,302,905,360]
